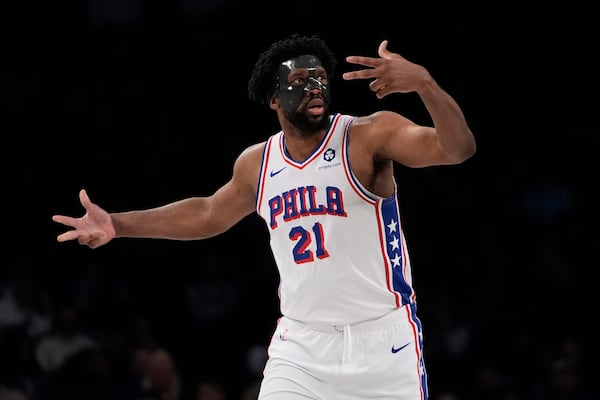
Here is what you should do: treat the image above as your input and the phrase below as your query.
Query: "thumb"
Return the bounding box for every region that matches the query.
[79,189,92,210]
[378,40,402,60]
[378,40,392,59]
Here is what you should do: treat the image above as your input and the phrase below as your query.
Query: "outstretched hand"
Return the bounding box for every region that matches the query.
[342,40,430,99]
[52,189,116,249]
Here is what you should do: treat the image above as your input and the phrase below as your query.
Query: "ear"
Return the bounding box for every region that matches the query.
[269,95,278,110]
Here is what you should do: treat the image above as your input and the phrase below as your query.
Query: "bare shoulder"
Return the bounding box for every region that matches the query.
[233,141,267,192]
[351,110,413,129]
[236,142,266,168]
[349,110,415,141]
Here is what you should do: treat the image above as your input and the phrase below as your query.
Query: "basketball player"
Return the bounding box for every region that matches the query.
[52,34,476,399]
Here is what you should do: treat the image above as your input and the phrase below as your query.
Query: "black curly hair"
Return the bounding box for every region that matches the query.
[247,33,338,104]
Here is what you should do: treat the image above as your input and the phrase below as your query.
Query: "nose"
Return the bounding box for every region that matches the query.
[303,77,325,93]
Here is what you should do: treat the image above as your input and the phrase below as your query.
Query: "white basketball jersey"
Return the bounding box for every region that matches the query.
[256,113,417,325]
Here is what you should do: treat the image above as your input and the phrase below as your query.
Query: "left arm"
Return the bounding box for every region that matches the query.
[343,40,476,168]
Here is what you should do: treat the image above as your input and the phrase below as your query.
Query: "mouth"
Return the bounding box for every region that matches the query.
[307,98,325,116]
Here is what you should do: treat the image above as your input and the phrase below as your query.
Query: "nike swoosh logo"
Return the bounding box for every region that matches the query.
[391,342,410,353]
[270,167,286,177]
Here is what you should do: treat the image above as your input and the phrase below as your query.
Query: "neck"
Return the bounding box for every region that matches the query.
[282,127,326,162]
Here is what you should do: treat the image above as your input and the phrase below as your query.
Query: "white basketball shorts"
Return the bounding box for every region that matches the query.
[258,304,428,400]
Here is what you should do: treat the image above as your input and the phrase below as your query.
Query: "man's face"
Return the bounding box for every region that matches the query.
[275,55,331,132]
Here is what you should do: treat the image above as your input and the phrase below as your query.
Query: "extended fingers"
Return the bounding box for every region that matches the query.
[52,214,78,227]
[56,229,80,242]
[343,69,379,80]
[345,55,380,68]
[53,214,83,242]
[343,56,381,80]
[343,41,398,81]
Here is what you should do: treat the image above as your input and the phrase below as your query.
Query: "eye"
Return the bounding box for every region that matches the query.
[291,77,306,85]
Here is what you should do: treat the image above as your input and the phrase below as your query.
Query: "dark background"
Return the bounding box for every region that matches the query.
[1,1,598,399]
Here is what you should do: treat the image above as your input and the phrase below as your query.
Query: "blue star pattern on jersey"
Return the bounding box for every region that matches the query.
[387,218,402,268]
[381,196,413,306]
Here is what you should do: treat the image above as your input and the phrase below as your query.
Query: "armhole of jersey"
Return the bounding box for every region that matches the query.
[342,116,385,203]
[256,136,275,212]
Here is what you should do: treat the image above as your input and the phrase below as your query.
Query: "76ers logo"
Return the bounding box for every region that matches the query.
[324,148,335,162]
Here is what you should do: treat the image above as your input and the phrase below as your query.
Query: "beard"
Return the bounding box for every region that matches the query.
[285,103,330,136]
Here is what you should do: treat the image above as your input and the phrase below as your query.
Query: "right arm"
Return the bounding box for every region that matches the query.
[52,143,264,249]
